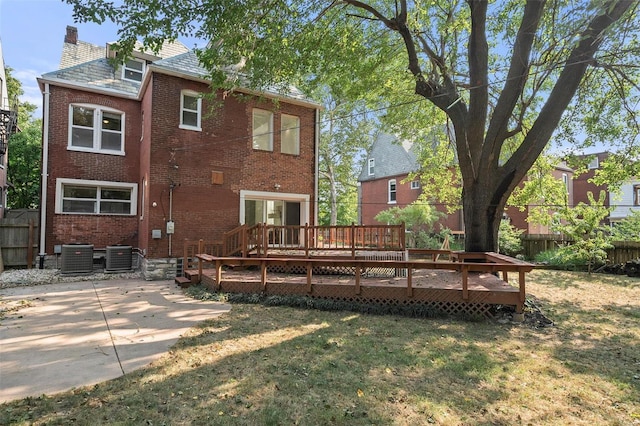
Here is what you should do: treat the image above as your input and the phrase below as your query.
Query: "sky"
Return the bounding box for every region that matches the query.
[0,0,198,116]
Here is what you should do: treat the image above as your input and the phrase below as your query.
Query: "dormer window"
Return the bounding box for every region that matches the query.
[122,58,145,82]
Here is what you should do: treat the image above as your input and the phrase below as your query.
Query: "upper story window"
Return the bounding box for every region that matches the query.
[69,104,124,155]
[368,158,375,175]
[411,180,420,190]
[122,58,145,82]
[388,179,397,203]
[588,157,599,170]
[281,114,300,155]
[56,178,137,215]
[253,108,273,151]
[180,91,202,131]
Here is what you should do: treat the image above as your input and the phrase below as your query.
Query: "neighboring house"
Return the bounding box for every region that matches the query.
[573,152,640,225]
[504,162,574,234]
[38,26,320,279]
[359,132,576,237]
[0,38,19,218]
[357,133,463,232]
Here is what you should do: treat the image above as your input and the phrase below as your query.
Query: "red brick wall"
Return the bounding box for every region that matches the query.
[43,86,141,253]
[360,174,462,232]
[44,75,318,259]
[145,74,317,258]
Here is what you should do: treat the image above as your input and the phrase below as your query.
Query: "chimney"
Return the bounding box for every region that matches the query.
[65,26,78,45]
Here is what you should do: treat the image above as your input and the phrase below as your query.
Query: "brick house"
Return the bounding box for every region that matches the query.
[504,162,574,234]
[37,27,320,278]
[358,132,574,238]
[357,133,464,232]
[573,152,640,225]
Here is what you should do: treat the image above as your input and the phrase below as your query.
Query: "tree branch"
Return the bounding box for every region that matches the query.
[484,0,546,161]
[506,0,635,187]
[466,0,489,169]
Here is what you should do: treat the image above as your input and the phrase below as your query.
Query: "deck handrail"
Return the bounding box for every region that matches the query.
[183,223,406,267]
[196,252,534,303]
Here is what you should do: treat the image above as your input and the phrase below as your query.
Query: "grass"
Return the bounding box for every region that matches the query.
[2,269,639,425]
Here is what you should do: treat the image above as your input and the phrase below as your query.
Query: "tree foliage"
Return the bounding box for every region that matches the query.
[609,209,640,242]
[374,201,442,248]
[7,121,42,209]
[315,88,372,226]
[66,0,640,252]
[551,191,613,273]
[5,66,41,210]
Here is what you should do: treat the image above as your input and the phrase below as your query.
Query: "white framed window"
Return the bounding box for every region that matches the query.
[69,104,124,155]
[588,157,599,169]
[388,179,397,203]
[180,90,202,130]
[634,185,640,206]
[411,180,420,190]
[253,108,273,151]
[122,58,145,82]
[55,178,138,215]
[281,114,300,155]
[368,158,375,175]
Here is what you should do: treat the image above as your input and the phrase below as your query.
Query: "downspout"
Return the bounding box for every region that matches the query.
[38,83,50,268]
[314,108,320,226]
[168,183,174,257]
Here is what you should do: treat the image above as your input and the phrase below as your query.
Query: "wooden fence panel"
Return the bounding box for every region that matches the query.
[0,218,39,268]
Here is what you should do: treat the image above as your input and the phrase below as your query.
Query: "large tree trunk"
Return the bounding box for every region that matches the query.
[462,183,504,253]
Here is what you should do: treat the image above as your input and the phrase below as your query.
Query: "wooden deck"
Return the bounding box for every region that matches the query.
[192,252,534,320]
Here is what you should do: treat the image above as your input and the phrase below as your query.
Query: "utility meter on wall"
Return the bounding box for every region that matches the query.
[166,220,175,234]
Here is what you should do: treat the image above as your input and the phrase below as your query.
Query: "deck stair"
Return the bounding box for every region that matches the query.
[175,269,200,288]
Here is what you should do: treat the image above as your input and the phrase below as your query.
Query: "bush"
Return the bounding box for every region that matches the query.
[498,220,524,256]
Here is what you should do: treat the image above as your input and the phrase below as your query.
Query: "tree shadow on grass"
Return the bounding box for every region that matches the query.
[2,297,638,425]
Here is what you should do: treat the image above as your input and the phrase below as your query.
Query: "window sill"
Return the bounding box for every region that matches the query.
[179,124,202,132]
[67,146,125,156]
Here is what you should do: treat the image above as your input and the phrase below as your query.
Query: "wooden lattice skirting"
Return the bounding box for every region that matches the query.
[200,275,500,319]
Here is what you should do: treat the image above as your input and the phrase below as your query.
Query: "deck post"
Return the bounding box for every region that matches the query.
[351,222,356,259]
[261,260,267,290]
[198,255,204,283]
[462,264,469,300]
[305,223,309,258]
[215,259,222,291]
[518,270,526,303]
[306,261,312,293]
[407,265,413,298]
[355,264,361,295]
[502,270,508,282]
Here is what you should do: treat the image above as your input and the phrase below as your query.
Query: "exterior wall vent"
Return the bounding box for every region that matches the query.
[106,245,133,271]
[60,244,94,274]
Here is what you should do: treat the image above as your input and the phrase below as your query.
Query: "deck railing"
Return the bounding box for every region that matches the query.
[195,251,534,313]
[182,223,406,271]
[253,223,405,257]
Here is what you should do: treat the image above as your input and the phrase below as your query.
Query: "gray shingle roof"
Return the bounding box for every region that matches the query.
[44,35,316,105]
[43,58,140,96]
[60,40,105,69]
[358,133,419,182]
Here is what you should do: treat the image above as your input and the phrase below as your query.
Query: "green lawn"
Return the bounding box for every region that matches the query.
[2,269,639,425]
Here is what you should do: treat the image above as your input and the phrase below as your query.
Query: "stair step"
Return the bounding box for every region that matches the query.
[184,271,200,281]
[175,276,193,288]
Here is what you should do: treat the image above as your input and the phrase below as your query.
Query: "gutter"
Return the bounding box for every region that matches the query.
[39,83,50,266]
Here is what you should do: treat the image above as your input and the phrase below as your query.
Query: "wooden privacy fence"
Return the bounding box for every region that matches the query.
[521,235,640,264]
[0,218,38,269]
